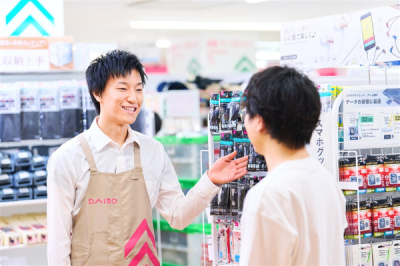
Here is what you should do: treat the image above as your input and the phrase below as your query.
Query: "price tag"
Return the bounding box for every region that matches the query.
[3,188,13,195]
[33,157,43,163]
[36,171,46,177]
[1,158,10,165]
[19,188,29,194]
[0,174,9,181]
[19,172,30,179]
[38,186,47,192]
[18,152,29,159]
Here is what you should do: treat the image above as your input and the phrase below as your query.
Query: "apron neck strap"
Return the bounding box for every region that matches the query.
[77,134,98,172]
[133,142,142,169]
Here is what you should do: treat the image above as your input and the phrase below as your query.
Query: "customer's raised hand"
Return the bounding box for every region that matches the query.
[208,151,248,185]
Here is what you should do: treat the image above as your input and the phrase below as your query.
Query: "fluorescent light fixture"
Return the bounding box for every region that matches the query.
[246,0,270,3]
[255,51,281,60]
[130,21,281,31]
[156,39,171,48]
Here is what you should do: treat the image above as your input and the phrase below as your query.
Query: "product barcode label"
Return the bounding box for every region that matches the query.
[1,158,10,164]
[36,171,46,177]
[38,186,47,192]
[19,188,29,194]
[3,188,13,195]
[33,157,43,163]
[18,152,29,159]
[0,174,9,181]
[19,172,30,179]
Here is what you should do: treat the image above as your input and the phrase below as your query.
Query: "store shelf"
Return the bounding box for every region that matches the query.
[0,199,47,209]
[343,187,400,195]
[0,242,47,251]
[160,243,188,253]
[155,135,219,145]
[171,158,195,164]
[0,138,70,148]
[339,182,358,190]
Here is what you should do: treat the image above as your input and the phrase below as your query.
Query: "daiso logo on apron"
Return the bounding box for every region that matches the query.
[88,198,118,204]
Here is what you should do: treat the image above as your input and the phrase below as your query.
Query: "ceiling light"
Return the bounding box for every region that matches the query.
[246,0,270,4]
[130,21,281,31]
[156,39,171,48]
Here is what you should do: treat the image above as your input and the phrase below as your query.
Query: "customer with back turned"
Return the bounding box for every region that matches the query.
[240,66,347,265]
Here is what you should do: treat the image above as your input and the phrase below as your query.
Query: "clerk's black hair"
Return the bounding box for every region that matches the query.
[86,50,147,114]
[243,66,321,150]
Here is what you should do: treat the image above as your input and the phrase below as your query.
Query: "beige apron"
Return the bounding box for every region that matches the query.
[70,134,159,266]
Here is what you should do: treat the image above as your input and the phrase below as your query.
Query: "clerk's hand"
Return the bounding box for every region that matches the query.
[208,151,248,185]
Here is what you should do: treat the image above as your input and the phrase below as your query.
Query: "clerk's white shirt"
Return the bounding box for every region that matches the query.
[240,156,347,266]
[47,118,220,265]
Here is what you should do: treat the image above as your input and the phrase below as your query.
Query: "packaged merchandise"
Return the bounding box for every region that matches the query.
[372,196,394,236]
[49,42,73,67]
[81,82,97,130]
[233,229,241,265]
[227,225,233,264]
[372,242,391,266]
[390,240,400,266]
[345,200,372,238]
[20,84,41,140]
[13,171,33,188]
[242,133,251,158]
[39,83,61,139]
[366,155,385,189]
[34,185,47,199]
[247,144,267,172]
[384,154,400,188]
[0,174,12,188]
[218,225,228,264]
[0,153,13,173]
[238,180,249,215]
[31,223,47,243]
[16,187,33,201]
[339,156,367,189]
[348,244,373,266]
[59,82,83,138]
[220,91,232,131]
[393,198,400,231]
[30,155,48,171]
[2,149,32,172]
[220,133,233,158]
[0,84,21,142]
[0,188,17,202]
[233,131,244,160]
[14,225,38,244]
[210,184,230,216]
[317,84,332,113]
[0,226,20,246]
[32,170,47,186]
[209,93,220,133]
[230,183,238,216]
[229,91,242,130]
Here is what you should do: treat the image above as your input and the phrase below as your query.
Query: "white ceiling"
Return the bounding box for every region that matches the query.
[64,0,399,43]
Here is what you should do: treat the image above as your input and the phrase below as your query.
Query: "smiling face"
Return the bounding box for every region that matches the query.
[94,69,143,126]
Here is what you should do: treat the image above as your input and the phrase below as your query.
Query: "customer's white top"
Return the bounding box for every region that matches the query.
[47,118,220,265]
[240,156,347,266]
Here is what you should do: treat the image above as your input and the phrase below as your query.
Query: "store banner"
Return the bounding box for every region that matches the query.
[280,5,400,70]
[0,0,64,37]
[343,86,400,150]
[167,38,204,76]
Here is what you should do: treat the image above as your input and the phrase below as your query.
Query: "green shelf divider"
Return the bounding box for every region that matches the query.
[162,263,185,266]
[153,219,211,235]
[155,135,219,145]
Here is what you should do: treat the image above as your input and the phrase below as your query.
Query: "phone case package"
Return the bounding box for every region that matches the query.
[372,197,394,237]
[229,91,242,130]
[372,242,391,266]
[366,155,385,190]
[233,131,243,160]
[230,182,238,216]
[209,93,220,134]
[220,133,233,158]
[390,240,400,266]
[59,82,83,138]
[247,144,267,172]
[220,91,232,131]
[384,154,400,188]
[39,83,61,139]
[0,84,21,142]
[20,83,41,140]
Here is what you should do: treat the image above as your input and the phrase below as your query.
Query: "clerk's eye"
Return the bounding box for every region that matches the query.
[118,88,127,91]
[136,88,143,92]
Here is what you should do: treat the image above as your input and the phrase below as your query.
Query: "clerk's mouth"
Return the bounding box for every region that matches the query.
[122,106,138,113]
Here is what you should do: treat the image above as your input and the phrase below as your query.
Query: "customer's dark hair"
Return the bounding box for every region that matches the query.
[85,50,147,114]
[243,66,321,150]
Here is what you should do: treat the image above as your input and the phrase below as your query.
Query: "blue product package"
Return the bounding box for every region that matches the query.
[2,149,32,168]
[16,187,33,201]
[13,171,33,188]
[0,153,14,173]
[0,188,17,202]
[30,155,48,171]
[34,185,47,199]
[32,170,47,186]
[0,174,13,188]
[20,85,41,140]
[0,84,21,142]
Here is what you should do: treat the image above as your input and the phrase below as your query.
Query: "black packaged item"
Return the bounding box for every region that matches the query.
[20,85,41,140]
[0,188,17,202]
[3,149,32,171]
[0,153,13,173]
[39,85,61,139]
[0,85,21,142]
[13,171,33,188]
[220,91,232,131]
[30,155,47,171]
[233,131,244,160]
[16,187,33,201]
[0,174,13,188]
[229,91,242,130]
[220,133,233,158]
[220,184,230,215]
[210,194,219,215]
[209,93,220,133]
[230,183,238,216]
[238,180,249,215]
[32,170,47,186]
[82,83,97,130]
[34,185,47,199]
[242,132,251,158]
[60,83,83,138]
[247,144,267,172]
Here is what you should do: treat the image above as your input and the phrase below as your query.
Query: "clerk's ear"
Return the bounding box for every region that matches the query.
[255,115,266,133]
[93,91,102,103]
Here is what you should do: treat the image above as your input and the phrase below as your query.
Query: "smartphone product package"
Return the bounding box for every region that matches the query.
[0,84,21,142]
[393,198,400,232]
[229,91,242,130]
[39,83,61,139]
[372,242,390,266]
[209,93,220,133]
[360,12,375,52]
[220,133,233,158]
[372,197,393,236]
[366,155,385,189]
[59,82,83,138]
[247,143,267,172]
[391,241,400,266]
[230,183,238,216]
[210,184,230,215]
[81,82,97,130]
[220,91,232,131]
[385,154,400,188]
[317,84,332,113]
[20,83,41,140]
[233,131,244,160]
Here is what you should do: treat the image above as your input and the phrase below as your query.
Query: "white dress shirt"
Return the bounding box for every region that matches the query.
[240,156,347,266]
[47,118,220,265]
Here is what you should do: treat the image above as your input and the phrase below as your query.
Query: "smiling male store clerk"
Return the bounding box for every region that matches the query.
[47,50,248,266]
